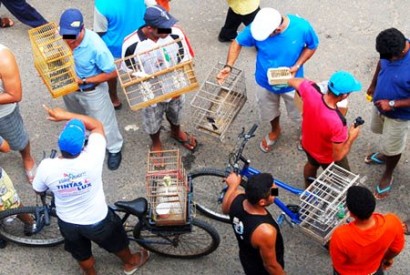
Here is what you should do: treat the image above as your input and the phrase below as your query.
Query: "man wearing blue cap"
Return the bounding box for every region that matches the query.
[121,5,197,152]
[33,106,149,275]
[58,8,123,170]
[288,71,363,188]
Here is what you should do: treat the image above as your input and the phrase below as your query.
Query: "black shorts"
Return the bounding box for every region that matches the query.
[58,208,129,261]
[305,150,350,171]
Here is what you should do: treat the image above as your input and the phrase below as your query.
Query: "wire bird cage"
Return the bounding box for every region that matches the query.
[115,39,199,111]
[145,150,188,226]
[267,67,291,86]
[28,22,78,98]
[298,163,361,245]
[190,62,247,141]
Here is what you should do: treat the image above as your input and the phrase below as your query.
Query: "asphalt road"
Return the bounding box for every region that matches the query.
[1,0,409,274]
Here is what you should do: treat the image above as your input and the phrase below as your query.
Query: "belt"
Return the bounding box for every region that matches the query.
[76,84,99,92]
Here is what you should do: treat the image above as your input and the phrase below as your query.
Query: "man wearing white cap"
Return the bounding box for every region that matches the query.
[217,8,319,153]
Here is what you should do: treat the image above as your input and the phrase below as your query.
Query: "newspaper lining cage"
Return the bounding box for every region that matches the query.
[115,38,199,111]
[145,150,188,226]
[28,22,78,98]
[267,67,292,86]
[190,62,247,141]
[298,163,361,245]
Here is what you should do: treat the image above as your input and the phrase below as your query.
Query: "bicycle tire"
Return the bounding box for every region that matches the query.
[0,206,64,247]
[133,218,220,258]
[189,168,247,223]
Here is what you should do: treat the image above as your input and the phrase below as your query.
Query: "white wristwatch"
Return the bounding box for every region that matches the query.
[389,100,395,108]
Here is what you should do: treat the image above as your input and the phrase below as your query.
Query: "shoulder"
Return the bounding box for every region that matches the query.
[251,222,278,246]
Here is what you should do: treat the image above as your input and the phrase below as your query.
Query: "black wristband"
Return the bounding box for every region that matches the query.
[223,64,233,71]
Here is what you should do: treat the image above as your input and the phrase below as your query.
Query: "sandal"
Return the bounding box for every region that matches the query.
[403,220,410,236]
[0,17,14,28]
[124,249,150,275]
[25,163,37,184]
[365,152,385,165]
[171,131,198,152]
[374,177,394,200]
[259,133,279,153]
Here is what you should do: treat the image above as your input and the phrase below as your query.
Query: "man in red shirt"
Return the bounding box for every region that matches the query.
[288,71,362,188]
[330,186,405,274]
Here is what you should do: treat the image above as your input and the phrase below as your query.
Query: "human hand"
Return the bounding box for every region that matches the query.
[216,67,231,85]
[43,104,70,122]
[375,99,393,112]
[225,172,241,187]
[288,64,300,76]
[348,124,361,140]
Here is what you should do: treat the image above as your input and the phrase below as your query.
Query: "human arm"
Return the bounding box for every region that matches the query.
[43,105,104,136]
[77,70,117,86]
[367,61,381,97]
[374,97,410,112]
[251,224,286,275]
[221,172,244,214]
[216,40,242,84]
[0,47,22,104]
[332,124,360,161]
[287,78,305,90]
[288,48,316,75]
[93,4,108,37]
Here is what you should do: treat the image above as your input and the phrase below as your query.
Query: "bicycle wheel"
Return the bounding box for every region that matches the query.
[0,206,64,246]
[133,218,220,258]
[189,168,246,223]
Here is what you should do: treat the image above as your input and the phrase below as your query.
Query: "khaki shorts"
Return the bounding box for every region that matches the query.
[371,107,410,156]
[255,86,301,124]
[0,168,21,211]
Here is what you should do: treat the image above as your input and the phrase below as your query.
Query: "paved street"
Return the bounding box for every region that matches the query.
[1,0,409,274]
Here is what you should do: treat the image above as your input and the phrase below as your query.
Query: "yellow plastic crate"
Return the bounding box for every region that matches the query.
[28,22,78,98]
[116,39,199,111]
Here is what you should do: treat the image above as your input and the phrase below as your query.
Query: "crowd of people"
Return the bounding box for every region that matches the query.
[0,0,409,274]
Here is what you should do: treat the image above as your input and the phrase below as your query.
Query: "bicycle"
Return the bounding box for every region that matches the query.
[189,123,366,245]
[0,151,220,257]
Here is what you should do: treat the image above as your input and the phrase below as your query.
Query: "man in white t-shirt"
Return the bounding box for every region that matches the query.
[32,107,149,275]
[121,5,197,153]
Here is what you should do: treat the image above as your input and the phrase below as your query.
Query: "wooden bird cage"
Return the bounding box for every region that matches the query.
[28,22,78,98]
[267,67,291,86]
[190,62,247,141]
[145,150,188,226]
[115,39,199,111]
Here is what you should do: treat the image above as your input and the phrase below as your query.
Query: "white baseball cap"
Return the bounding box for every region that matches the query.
[250,8,282,41]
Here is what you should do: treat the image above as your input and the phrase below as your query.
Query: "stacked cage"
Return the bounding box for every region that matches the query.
[115,39,199,111]
[298,163,361,245]
[190,62,247,141]
[145,150,188,226]
[28,23,78,98]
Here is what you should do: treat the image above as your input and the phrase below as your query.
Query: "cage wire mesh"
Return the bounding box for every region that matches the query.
[116,38,199,111]
[145,150,188,226]
[28,22,78,98]
[298,163,361,244]
[190,62,247,141]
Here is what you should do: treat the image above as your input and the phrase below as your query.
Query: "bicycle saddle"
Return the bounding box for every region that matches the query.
[115,198,148,217]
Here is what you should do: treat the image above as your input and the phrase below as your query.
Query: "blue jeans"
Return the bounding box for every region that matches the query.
[0,0,47,27]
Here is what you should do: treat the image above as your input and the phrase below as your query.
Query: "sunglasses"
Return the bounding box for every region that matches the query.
[271,187,279,196]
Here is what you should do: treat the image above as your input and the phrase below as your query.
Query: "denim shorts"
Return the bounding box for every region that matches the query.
[58,208,129,261]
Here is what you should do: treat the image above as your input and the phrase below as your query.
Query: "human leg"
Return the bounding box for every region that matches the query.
[303,151,321,188]
[79,257,97,275]
[1,0,47,28]
[242,7,260,26]
[143,102,166,151]
[218,8,242,42]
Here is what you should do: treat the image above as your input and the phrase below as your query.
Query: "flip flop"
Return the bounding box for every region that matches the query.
[171,131,197,152]
[259,133,278,153]
[25,163,37,184]
[124,249,150,275]
[0,17,14,28]
[374,177,394,200]
[365,152,385,165]
[403,220,410,235]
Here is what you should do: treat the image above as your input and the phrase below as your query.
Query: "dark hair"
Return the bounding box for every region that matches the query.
[376,28,406,59]
[245,173,273,205]
[346,186,375,220]
[61,150,80,159]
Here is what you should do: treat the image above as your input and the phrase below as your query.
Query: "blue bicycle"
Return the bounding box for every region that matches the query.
[189,124,363,245]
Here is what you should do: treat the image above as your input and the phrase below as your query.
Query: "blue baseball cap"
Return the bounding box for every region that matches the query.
[144,5,177,28]
[59,8,84,36]
[58,119,86,156]
[328,71,362,96]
